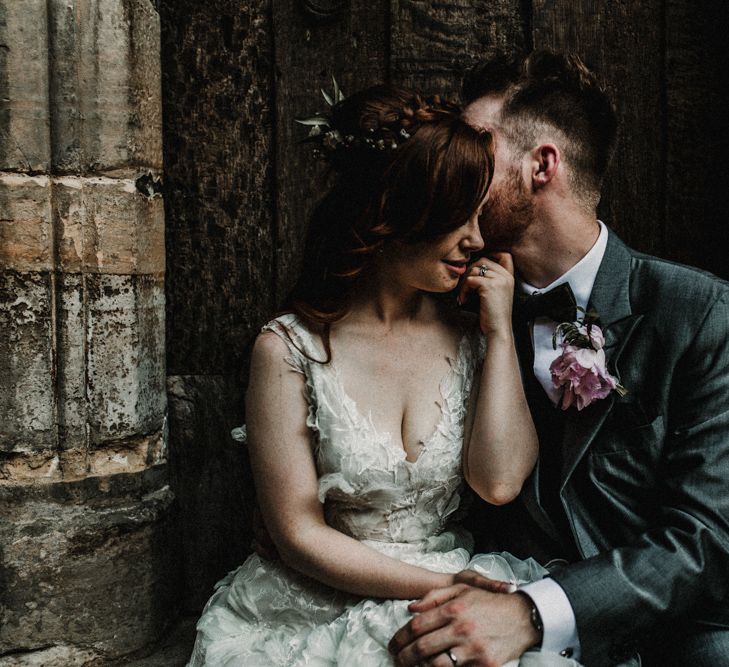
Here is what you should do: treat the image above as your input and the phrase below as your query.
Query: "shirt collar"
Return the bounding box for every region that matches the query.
[518,220,608,312]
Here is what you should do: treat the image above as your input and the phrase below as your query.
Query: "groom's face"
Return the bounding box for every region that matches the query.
[463,95,536,251]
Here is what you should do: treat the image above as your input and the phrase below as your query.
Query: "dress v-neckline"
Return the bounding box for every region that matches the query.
[328,332,470,466]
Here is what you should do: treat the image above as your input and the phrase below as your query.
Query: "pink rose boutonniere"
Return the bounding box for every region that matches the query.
[549,313,627,411]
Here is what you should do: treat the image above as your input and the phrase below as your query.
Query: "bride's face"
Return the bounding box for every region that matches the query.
[385,205,486,293]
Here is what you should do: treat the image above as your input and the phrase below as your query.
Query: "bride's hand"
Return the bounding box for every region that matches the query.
[431,570,512,593]
[457,252,515,337]
[453,569,516,593]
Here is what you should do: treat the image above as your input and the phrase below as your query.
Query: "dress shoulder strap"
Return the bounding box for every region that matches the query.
[259,314,326,443]
[260,313,327,374]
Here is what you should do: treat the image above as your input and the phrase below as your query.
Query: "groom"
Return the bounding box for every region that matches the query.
[390,51,729,666]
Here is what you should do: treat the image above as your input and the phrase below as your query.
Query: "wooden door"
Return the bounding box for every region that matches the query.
[160,0,729,610]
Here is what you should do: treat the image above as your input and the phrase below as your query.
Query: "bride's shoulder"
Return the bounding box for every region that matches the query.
[256,313,327,367]
[261,312,300,334]
[260,312,315,341]
[251,323,292,369]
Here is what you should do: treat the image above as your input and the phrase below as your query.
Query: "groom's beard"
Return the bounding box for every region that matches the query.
[479,166,536,252]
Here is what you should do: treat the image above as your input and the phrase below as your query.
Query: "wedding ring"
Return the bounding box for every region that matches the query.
[447,649,458,666]
[478,265,489,277]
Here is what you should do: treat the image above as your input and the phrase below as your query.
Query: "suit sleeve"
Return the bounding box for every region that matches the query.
[551,290,729,665]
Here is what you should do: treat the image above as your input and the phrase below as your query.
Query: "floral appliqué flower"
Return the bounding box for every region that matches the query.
[549,313,627,411]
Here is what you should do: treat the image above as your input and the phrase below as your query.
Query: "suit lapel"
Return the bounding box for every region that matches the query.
[560,231,644,487]
[513,230,644,539]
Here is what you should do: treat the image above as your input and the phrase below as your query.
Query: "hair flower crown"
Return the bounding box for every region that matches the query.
[295,78,412,160]
[295,78,457,165]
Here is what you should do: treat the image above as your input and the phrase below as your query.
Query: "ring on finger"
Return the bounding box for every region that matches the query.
[478,265,489,277]
[446,649,458,666]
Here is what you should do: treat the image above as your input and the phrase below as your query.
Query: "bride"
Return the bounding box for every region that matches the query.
[188,85,580,666]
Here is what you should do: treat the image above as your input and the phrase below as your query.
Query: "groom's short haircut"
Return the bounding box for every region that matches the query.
[464,50,618,205]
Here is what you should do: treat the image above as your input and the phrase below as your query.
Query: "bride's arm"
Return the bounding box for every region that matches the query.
[245,331,453,599]
[460,253,538,505]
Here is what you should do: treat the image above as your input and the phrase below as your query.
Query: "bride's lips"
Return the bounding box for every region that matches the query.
[442,259,468,276]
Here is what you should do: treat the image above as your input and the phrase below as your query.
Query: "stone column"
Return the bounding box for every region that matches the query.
[0,1,178,664]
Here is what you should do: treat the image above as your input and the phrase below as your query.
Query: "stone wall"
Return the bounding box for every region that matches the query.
[0,1,179,663]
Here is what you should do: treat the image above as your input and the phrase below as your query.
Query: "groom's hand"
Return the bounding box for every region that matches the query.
[388,583,539,666]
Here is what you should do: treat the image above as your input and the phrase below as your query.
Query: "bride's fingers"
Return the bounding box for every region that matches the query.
[390,615,459,665]
[457,257,512,306]
[425,646,469,667]
[457,275,476,305]
[457,259,498,304]
[453,570,513,593]
[389,603,452,655]
[407,583,467,613]
[490,251,514,276]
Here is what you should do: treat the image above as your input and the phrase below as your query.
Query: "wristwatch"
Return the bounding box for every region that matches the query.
[529,600,544,635]
[518,593,543,646]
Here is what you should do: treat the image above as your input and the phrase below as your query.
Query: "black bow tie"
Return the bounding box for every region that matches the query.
[515,282,577,323]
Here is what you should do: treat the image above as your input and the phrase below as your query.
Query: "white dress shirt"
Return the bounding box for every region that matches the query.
[517,221,609,660]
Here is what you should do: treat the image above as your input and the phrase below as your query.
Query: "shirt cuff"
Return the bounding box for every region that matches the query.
[520,577,581,660]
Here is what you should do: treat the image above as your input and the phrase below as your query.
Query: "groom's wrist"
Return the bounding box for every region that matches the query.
[514,591,543,648]
[519,578,580,660]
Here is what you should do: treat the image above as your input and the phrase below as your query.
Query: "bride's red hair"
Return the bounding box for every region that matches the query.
[282,85,493,357]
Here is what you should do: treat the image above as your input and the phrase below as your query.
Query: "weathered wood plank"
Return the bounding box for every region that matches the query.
[390,0,528,101]
[665,0,729,278]
[161,0,276,376]
[160,0,275,613]
[272,0,389,303]
[531,0,665,257]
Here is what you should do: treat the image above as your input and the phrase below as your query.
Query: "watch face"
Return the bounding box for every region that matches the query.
[531,604,543,632]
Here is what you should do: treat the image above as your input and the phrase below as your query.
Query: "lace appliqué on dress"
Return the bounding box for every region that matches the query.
[192,315,583,667]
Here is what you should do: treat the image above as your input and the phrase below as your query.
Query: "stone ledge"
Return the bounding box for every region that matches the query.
[0,464,168,505]
[0,173,165,275]
[0,482,181,657]
[109,615,196,666]
[0,645,102,667]
[0,429,167,485]
[0,616,196,666]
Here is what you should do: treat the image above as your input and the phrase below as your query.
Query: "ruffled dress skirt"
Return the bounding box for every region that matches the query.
[187,535,579,667]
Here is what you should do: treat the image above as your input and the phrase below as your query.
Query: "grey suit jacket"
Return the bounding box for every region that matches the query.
[506,230,729,665]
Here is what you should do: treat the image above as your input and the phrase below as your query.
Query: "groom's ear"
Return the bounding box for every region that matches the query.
[529,143,560,190]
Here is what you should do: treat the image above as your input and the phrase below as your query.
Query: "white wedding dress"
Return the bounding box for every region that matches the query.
[188,314,581,667]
